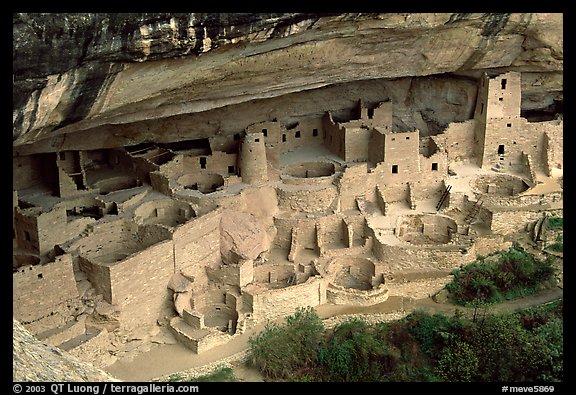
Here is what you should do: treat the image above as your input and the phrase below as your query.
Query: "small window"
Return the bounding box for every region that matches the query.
[367,108,374,119]
[59,152,66,160]
[233,133,240,141]
[392,165,398,174]
[499,97,503,102]
[228,165,235,174]
[282,134,287,142]
[498,145,505,155]
[200,157,207,169]
[262,128,268,137]
[391,137,396,141]
[37,273,43,279]
[431,163,438,171]
[312,128,318,137]
[513,141,517,145]
[255,138,260,142]
[501,78,507,89]
[295,131,301,138]
[507,123,512,128]
[406,136,410,140]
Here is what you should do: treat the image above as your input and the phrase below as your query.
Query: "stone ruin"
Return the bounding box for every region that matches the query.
[12,71,563,363]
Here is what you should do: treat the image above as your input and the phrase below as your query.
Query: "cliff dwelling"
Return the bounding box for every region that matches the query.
[13,69,563,363]
[12,13,563,379]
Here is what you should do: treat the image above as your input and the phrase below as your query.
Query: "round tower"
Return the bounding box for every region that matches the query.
[239,132,268,184]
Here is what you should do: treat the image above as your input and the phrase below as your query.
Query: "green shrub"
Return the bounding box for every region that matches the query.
[248,306,324,379]
[446,247,556,306]
[546,217,563,230]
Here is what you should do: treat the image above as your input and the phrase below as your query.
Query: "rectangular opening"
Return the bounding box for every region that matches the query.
[499,97,504,102]
[507,123,512,128]
[312,128,318,137]
[498,145,505,155]
[233,133,240,141]
[501,78,507,90]
[255,138,260,142]
[262,128,268,137]
[228,165,235,174]
[392,164,398,174]
[59,152,66,161]
[406,136,410,140]
[367,108,374,119]
[295,131,301,138]
[431,163,438,171]
[200,157,207,169]
[282,134,287,142]
[391,137,395,141]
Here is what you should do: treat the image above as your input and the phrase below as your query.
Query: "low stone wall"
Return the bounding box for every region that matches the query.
[326,283,389,306]
[246,276,326,323]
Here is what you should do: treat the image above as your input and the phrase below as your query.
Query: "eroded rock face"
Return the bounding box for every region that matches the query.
[220,210,270,265]
[13,13,562,154]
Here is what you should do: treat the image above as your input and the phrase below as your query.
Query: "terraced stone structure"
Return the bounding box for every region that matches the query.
[13,13,562,371]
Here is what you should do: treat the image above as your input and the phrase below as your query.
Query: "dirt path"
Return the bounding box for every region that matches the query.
[104,286,563,382]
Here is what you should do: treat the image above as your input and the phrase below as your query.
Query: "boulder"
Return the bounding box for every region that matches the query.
[220,210,270,265]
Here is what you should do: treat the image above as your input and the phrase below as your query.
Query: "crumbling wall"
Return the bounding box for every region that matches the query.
[13,254,79,330]
[322,112,346,159]
[490,208,562,236]
[543,123,563,175]
[276,185,338,213]
[441,119,477,163]
[337,163,369,211]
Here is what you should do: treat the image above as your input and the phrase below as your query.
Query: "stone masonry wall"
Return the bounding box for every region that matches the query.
[108,240,174,330]
[248,276,326,323]
[13,254,79,325]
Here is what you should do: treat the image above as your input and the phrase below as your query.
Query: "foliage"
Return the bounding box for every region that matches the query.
[193,367,237,382]
[546,216,563,230]
[318,318,396,381]
[248,306,324,379]
[446,246,556,306]
[248,301,562,382]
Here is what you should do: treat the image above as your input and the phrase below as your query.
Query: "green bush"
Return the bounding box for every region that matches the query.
[318,318,396,381]
[248,306,324,379]
[546,216,563,230]
[446,247,556,306]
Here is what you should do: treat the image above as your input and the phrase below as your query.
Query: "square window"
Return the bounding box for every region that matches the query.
[406,136,410,140]
[295,131,301,138]
[234,133,240,141]
[59,152,66,160]
[228,165,235,174]
[392,165,398,174]
[499,97,503,102]
[432,163,438,171]
[507,123,512,128]
[255,138,260,142]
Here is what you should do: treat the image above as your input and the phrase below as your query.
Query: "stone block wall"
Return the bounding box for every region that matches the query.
[490,208,561,236]
[109,240,174,330]
[276,185,338,213]
[13,254,79,325]
[441,119,477,163]
[173,208,224,287]
[247,277,326,323]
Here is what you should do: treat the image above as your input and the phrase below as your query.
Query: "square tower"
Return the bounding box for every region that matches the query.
[474,71,522,168]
